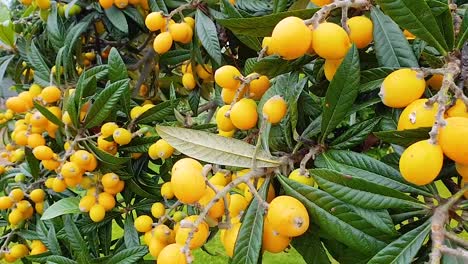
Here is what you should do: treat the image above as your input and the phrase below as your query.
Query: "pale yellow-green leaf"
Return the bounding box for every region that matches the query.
[156,126,282,168]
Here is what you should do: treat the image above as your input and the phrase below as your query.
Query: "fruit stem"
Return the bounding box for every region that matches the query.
[304,0,371,28]
[299,145,321,176]
[430,184,468,264]
[225,73,261,117]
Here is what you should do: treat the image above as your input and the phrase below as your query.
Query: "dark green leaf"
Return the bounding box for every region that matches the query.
[253,55,314,79]
[160,49,191,65]
[46,255,78,264]
[232,179,269,264]
[278,175,387,256]
[188,88,200,116]
[64,19,92,61]
[320,45,360,143]
[427,0,454,51]
[29,42,50,87]
[367,218,431,264]
[85,65,109,81]
[105,7,128,34]
[310,169,426,209]
[456,8,468,50]
[63,215,91,263]
[47,4,65,50]
[85,141,130,166]
[273,0,289,13]
[347,205,397,236]
[374,127,431,147]
[36,219,61,255]
[0,55,13,84]
[122,7,144,29]
[360,67,397,93]
[84,79,130,128]
[124,215,139,248]
[135,99,179,124]
[370,7,419,67]
[41,197,80,220]
[292,230,331,264]
[330,118,381,149]
[105,246,148,264]
[375,0,448,54]
[108,48,128,82]
[119,136,158,153]
[33,101,64,127]
[217,9,318,37]
[196,9,222,65]
[314,150,432,196]
[24,147,40,180]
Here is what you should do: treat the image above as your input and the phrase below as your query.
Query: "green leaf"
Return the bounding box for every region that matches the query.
[427,0,454,51]
[330,118,381,149]
[375,0,448,54]
[85,141,130,166]
[370,7,419,68]
[156,125,281,168]
[196,9,222,65]
[347,205,397,236]
[47,4,65,50]
[36,219,61,255]
[24,147,40,180]
[0,55,13,85]
[135,99,179,124]
[122,7,145,29]
[29,41,50,87]
[188,88,200,116]
[84,79,130,128]
[160,49,191,65]
[231,179,269,264]
[278,175,387,256]
[119,136,158,153]
[314,150,432,196]
[63,215,91,263]
[108,47,128,82]
[46,255,78,264]
[124,215,139,249]
[41,197,80,220]
[105,246,148,264]
[216,8,318,37]
[320,45,360,143]
[456,8,468,50]
[33,101,64,127]
[0,17,14,48]
[292,230,331,264]
[360,67,397,93]
[374,127,431,147]
[85,65,109,81]
[367,218,431,264]
[252,55,314,79]
[273,0,289,13]
[105,7,128,34]
[64,19,91,61]
[310,169,426,209]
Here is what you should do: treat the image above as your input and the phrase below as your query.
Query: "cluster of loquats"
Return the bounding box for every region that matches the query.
[99,0,149,11]
[180,61,213,91]
[262,12,373,81]
[213,65,289,137]
[132,154,311,263]
[0,240,47,263]
[19,0,81,21]
[380,68,468,187]
[145,11,195,55]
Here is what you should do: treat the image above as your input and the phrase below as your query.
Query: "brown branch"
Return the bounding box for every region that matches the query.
[304,0,371,28]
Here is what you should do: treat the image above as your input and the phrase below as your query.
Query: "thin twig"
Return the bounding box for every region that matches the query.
[444,231,468,249]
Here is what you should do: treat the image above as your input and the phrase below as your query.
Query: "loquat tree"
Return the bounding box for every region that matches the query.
[0,0,468,263]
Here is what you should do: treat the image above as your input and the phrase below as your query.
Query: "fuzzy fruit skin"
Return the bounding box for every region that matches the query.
[171,158,206,204]
[175,215,209,249]
[456,163,468,179]
[271,17,312,60]
[145,12,164,31]
[262,96,287,124]
[397,99,438,130]
[310,0,332,6]
[148,139,174,159]
[266,196,309,237]
[222,222,241,257]
[380,69,425,108]
[113,128,132,145]
[230,98,258,130]
[198,185,230,219]
[90,204,106,222]
[427,74,443,90]
[153,32,173,54]
[439,117,468,164]
[161,182,174,199]
[447,99,468,118]
[346,16,374,49]
[248,75,270,100]
[134,215,153,232]
[157,244,187,264]
[214,65,242,90]
[324,58,343,81]
[399,140,443,185]
[216,105,235,132]
[289,168,314,186]
[262,218,291,253]
[228,193,248,217]
[151,202,165,218]
[312,22,351,60]
[169,23,193,44]
[182,73,196,90]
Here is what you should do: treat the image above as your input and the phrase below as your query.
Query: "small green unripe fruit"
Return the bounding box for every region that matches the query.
[15,173,25,183]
